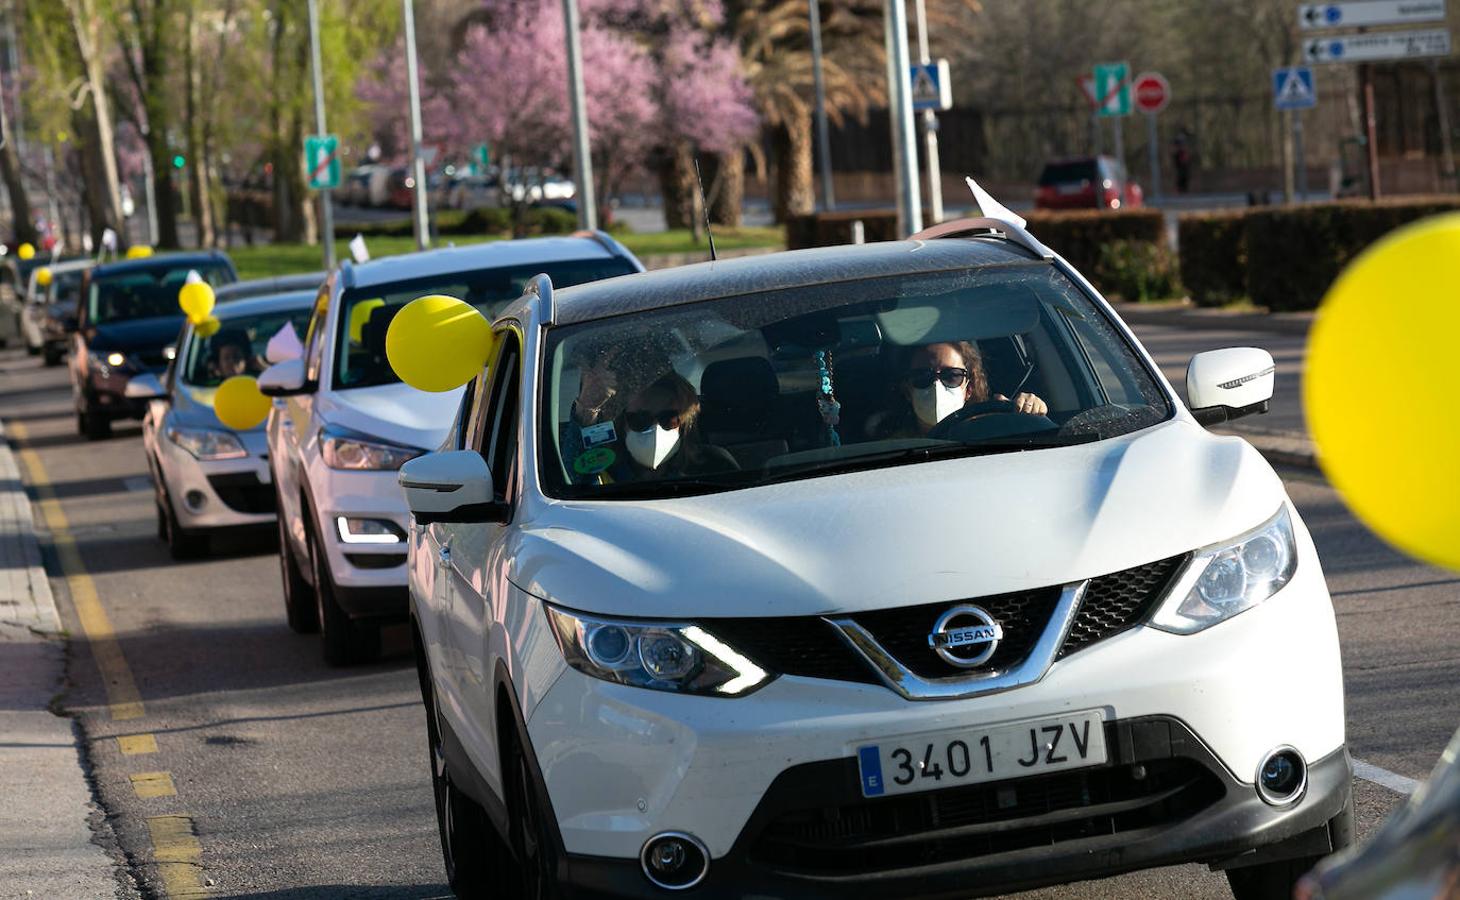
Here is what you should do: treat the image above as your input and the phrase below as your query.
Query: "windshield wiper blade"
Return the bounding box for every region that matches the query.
[585,478,739,500]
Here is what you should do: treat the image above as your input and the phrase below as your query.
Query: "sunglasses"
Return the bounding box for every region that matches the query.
[904,367,969,390]
[625,409,684,432]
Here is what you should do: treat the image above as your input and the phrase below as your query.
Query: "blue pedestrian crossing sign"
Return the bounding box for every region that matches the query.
[910,59,953,111]
[1273,67,1317,111]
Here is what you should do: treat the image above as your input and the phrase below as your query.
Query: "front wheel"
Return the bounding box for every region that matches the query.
[77,409,111,440]
[160,490,209,560]
[506,727,562,900]
[308,512,380,666]
[1226,795,1355,900]
[277,504,319,634]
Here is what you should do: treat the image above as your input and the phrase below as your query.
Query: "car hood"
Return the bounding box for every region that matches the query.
[168,384,270,453]
[318,381,463,451]
[87,316,184,353]
[511,420,1289,618]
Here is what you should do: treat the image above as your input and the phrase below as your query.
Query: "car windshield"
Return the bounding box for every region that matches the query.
[1038,161,1097,185]
[181,308,314,388]
[334,257,638,390]
[51,271,85,306]
[541,263,1172,500]
[89,263,236,324]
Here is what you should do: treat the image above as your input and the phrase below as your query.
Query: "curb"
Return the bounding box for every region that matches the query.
[1112,302,1315,336]
[0,418,62,636]
[1227,429,1319,472]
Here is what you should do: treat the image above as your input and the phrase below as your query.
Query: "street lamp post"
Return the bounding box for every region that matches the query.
[402,0,430,249]
[808,0,835,211]
[562,0,597,231]
[883,0,922,237]
[307,0,335,269]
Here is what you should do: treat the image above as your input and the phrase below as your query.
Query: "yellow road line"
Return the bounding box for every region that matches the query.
[118,734,159,755]
[147,816,210,898]
[130,771,178,799]
[9,422,145,720]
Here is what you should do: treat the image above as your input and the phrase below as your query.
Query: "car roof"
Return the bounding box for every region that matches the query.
[210,289,317,320]
[91,250,234,278]
[216,272,324,302]
[549,238,1039,326]
[343,236,623,291]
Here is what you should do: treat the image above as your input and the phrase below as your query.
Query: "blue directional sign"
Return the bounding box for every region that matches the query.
[1273,67,1318,111]
[909,60,953,112]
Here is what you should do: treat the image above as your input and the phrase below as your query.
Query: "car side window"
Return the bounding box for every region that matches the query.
[303,287,330,384]
[472,331,521,504]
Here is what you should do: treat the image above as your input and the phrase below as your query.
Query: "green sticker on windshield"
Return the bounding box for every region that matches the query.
[573,447,616,475]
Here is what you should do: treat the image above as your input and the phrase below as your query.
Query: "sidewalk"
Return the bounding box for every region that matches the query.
[1113,301,1320,470]
[0,419,121,898]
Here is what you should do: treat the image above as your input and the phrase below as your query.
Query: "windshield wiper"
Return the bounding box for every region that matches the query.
[578,478,741,500]
[761,433,1101,486]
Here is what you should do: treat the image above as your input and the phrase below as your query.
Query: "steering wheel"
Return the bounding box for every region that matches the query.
[927,399,1018,440]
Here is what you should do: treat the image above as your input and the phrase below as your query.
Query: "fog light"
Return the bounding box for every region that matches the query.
[335,516,405,544]
[1256,746,1307,806]
[184,490,207,512]
[640,832,708,890]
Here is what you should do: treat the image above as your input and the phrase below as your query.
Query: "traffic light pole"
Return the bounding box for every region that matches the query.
[307,0,335,269]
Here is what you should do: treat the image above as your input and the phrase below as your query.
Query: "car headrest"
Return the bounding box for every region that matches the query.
[361,304,401,357]
[700,357,778,418]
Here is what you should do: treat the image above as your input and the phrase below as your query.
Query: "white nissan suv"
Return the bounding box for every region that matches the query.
[400,208,1351,899]
[259,235,641,665]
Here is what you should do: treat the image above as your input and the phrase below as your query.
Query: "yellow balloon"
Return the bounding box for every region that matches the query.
[213,375,272,431]
[194,316,221,338]
[126,245,154,259]
[36,267,52,287]
[349,298,385,344]
[178,281,216,323]
[386,295,494,392]
[17,243,34,261]
[1304,212,1460,571]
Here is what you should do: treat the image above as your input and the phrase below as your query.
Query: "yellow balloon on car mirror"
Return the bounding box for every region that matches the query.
[126,245,154,259]
[386,295,495,392]
[349,298,385,344]
[1303,212,1460,571]
[17,243,34,260]
[36,267,52,287]
[178,280,215,323]
[194,316,221,338]
[213,375,272,430]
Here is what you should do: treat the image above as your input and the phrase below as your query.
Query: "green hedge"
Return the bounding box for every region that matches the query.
[785,209,900,249]
[1097,240,1182,302]
[1177,212,1248,307]
[1023,209,1164,286]
[342,205,574,240]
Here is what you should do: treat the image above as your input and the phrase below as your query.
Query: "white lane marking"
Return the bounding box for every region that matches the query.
[1353,758,1419,796]
[123,476,152,493]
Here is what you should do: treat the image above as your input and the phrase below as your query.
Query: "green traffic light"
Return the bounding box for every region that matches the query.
[172,155,186,169]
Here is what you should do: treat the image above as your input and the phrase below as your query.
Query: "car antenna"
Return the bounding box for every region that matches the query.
[693,156,718,262]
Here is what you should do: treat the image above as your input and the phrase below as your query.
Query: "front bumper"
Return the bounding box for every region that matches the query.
[156,431,276,531]
[308,465,410,616]
[82,368,157,420]
[556,722,1351,899]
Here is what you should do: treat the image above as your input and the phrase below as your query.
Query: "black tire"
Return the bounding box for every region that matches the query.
[161,491,209,560]
[155,498,167,541]
[42,346,62,366]
[415,633,504,897]
[308,511,381,666]
[505,724,562,900]
[78,409,112,440]
[277,505,319,634]
[1227,795,1355,900]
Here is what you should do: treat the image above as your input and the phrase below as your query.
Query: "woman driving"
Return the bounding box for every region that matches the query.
[871,340,1048,438]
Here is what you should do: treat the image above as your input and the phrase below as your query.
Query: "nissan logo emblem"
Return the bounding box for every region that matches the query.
[928,604,1004,668]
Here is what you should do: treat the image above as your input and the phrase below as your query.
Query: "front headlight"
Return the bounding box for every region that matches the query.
[1150,506,1298,635]
[546,605,772,697]
[89,350,133,374]
[318,425,423,470]
[166,424,247,460]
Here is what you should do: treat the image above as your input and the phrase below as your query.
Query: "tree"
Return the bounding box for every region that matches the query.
[0,61,36,246]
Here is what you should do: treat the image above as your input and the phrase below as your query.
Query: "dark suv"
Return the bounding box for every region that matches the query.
[71,251,237,439]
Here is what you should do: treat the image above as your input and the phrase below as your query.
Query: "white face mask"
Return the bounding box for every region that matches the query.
[910,382,966,427]
[625,424,681,470]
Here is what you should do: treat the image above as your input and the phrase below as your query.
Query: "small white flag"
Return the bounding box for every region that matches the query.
[349,234,370,263]
[184,269,203,285]
[101,228,118,251]
[265,321,306,363]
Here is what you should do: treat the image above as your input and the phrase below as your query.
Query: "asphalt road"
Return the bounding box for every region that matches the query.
[2,333,1455,900]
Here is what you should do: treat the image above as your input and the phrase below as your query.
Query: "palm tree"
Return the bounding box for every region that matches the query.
[733,0,888,221]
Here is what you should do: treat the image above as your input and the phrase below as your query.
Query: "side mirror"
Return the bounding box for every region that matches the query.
[258,359,310,397]
[1186,347,1275,426]
[123,372,168,401]
[399,450,505,525]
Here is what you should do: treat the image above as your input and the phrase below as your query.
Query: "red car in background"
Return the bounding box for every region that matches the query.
[1035,156,1144,210]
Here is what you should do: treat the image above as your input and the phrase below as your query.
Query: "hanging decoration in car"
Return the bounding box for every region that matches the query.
[386,294,498,392]
[815,349,841,447]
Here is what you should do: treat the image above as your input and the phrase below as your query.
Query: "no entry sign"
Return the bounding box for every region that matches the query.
[1133,72,1170,114]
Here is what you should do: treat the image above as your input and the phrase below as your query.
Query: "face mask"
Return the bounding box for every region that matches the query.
[911,382,965,427]
[625,424,681,470]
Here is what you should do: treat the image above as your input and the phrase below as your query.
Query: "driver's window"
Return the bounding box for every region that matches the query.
[471,331,521,505]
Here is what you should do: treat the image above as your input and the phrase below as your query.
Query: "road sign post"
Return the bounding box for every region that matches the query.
[909,57,951,224]
[306,0,335,269]
[1094,62,1131,169]
[403,0,432,248]
[1133,72,1170,204]
[884,0,922,237]
[1273,67,1317,204]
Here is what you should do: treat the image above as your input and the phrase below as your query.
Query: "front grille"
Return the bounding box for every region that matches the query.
[851,587,1062,678]
[704,555,1186,687]
[746,721,1224,875]
[1058,554,1188,658]
[136,351,170,371]
[207,472,274,514]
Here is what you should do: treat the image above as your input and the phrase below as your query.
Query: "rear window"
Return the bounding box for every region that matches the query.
[1038,161,1097,186]
[89,263,237,324]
